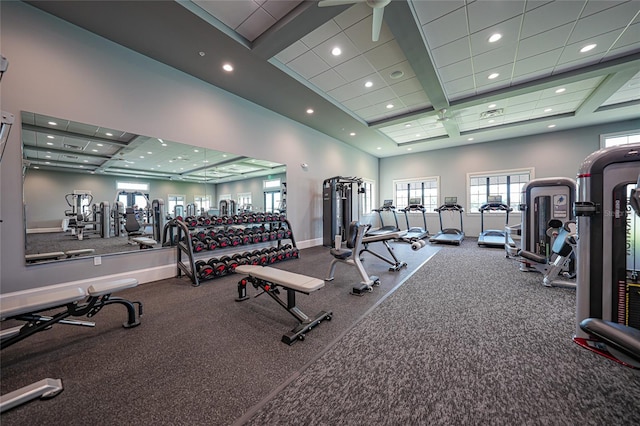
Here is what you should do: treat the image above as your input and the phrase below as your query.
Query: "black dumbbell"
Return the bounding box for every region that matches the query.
[207,258,227,277]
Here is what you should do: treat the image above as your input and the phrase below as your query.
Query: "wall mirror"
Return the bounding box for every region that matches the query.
[22,111,286,265]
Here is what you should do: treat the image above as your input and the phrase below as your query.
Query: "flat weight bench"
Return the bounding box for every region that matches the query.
[234,265,332,345]
[0,279,142,413]
[25,252,66,263]
[131,237,157,249]
[65,248,96,258]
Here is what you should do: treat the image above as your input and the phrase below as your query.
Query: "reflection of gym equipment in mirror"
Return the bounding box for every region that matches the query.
[573,144,640,368]
[477,195,513,248]
[430,197,465,245]
[21,111,286,264]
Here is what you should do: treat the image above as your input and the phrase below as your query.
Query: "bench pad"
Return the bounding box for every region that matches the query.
[25,252,65,262]
[236,265,324,293]
[0,287,86,319]
[132,237,156,246]
[87,278,139,296]
[65,249,96,257]
[363,230,406,243]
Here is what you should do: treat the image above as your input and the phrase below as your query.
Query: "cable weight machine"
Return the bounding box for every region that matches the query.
[322,176,364,248]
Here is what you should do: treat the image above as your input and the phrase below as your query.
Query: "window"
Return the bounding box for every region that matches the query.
[393,177,439,212]
[218,194,231,205]
[361,179,375,215]
[167,194,185,217]
[263,178,280,190]
[468,168,533,213]
[117,181,149,192]
[601,130,640,148]
[194,195,211,215]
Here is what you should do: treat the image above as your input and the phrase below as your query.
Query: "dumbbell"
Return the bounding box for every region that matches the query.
[276,228,285,240]
[215,235,231,248]
[203,237,217,251]
[194,260,214,279]
[291,248,300,258]
[411,240,423,251]
[225,257,240,273]
[191,238,205,253]
[207,258,227,277]
[239,233,250,245]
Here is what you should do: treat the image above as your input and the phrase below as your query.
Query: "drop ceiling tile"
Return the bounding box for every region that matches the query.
[342,95,374,111]
[525,1,554,12]
[504,99,541,114]
[580,0,631,18]
[472,44,518,73]
[391,77,426,97]
[236,7,276,41]
[466,0,524,34]
[569,2,639,44]
[287,50,330,80]
[333,55,377,83]
[333,2,370,29]
[300,19,342,49]
[604,40,640,61]
[412,0,465,25]
[469,16,522,56]
[610,21,640,50]
[602,71,640,105]
[312,32,360,67]
[438,58,473,83]
[422,7,468,49]
[513,49,563,76]
[401,91,430,108]
[363,86,396,105]
[275,40,308,64]
[475,63,513,87]
[553,52,606,74]
[327,81,368,102]
[363,40,406,71]
[511,67,554,85]
[517,23,573,60]
[430,37,472,68]
[520,0,584,39]
[379,61,417,86]
[193,0,259,30]
[261,0,301,20]
[449,88,480,101]
[443,75,476,96]
[343,14,394,52]
[309,68,348,92]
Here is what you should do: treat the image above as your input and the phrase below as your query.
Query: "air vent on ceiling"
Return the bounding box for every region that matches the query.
[480,108,504,119]
[62,154,79,160]
[63,143,84,151]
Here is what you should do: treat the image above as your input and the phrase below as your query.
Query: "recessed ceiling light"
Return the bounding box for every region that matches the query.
[386,104,394,109]
[194,149,199,152]
[405,124,411,127]
[45,155,51,158]
[48,121,57,126]
[468,137,474,141]
[331,47,341,56]
[580,44,597,53]
[46,142,53,146]
[390,70,404,79]
[364,81,373,88]
[91,149,98,152]
[105,132,113,136]
[350,132,356,136]
[488,119,495,123]
[488,33,502,43]
[83,160,89,163]
[555,88,566,93]
[306,108,314,114]
[488,104,496,109]
[377,147,381,150]
[33,166,39,169]
[548,124,556,128]
[222,63,233,72]
[97,143,103,147]
[488,73,499,79]
[407,148,412,151]
[47,135,54,139]
[147,151,152,154]
[139,156,145,159]
[544,108,553,112]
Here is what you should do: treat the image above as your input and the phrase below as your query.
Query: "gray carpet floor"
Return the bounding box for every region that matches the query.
[241,240,640,425]
[1,240,437,425]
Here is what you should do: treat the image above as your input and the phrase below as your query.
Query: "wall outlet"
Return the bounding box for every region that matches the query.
[94,256,102,266]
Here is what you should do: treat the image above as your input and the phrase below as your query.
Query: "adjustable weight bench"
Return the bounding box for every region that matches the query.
[361,229,408,272]
[0,279,142,412]
[234,265,332,345]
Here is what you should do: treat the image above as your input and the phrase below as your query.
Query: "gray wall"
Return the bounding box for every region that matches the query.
[380,119,640,237]
[0,2,378,293]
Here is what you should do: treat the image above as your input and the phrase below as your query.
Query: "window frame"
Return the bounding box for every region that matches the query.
[600,130,640,149]
[392,176,440,214]
[466,168,534,215]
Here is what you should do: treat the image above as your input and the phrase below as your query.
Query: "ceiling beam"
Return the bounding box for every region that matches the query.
[383,0,459,139]
[575,68,640,116]
[252,1,352,60]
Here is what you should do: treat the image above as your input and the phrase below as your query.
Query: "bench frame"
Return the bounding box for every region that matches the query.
[235,267,332,345]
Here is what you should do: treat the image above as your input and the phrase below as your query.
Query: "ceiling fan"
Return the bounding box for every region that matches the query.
[318,0,391,42]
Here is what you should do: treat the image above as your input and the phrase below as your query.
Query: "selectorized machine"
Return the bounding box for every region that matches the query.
[573,143,640,367]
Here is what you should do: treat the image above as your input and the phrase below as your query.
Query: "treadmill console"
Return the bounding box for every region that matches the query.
[444,196,457,206]
[487,195,503,203]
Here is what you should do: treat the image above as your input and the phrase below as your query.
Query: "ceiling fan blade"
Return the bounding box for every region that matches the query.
[371,7,384,42]
[318,0,360,7]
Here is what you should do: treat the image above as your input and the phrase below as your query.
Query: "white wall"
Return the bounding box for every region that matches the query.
[380,119,640,237]
[0,2,378,293]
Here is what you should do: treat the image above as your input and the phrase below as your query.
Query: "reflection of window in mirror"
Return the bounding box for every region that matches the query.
[167,194,185,218]
[237,192,252,213]
[361,179,375,215]
[263,179,281,213]
[218,194,231,204]
[194,195,211,216]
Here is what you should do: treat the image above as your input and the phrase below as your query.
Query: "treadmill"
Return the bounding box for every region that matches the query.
[366,200,400,237]
[478,195,514,248]
[430,197,464,245]
[399,198,429,242]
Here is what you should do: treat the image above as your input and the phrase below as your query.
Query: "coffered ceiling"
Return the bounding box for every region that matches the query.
[25,0,640,158]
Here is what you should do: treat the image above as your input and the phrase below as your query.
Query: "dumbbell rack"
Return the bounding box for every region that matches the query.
[167,215,299,287]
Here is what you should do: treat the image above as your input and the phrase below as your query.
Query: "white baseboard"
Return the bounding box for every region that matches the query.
[0,264,176,299]
[296,238,322,249]
[26,227,63,234]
